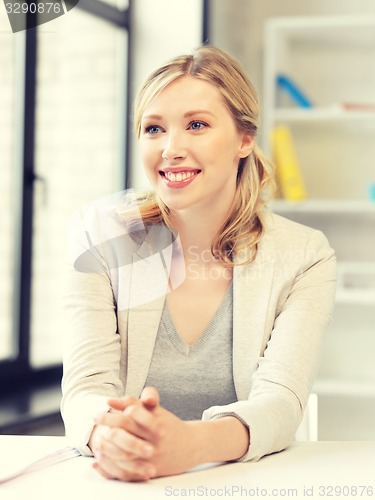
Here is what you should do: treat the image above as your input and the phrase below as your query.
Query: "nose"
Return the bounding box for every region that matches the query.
[162,131,187,162]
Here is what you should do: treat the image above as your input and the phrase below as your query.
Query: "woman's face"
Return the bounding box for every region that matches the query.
[139,75,253,214]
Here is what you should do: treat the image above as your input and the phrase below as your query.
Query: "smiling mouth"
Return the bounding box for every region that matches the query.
[159,170,201,183]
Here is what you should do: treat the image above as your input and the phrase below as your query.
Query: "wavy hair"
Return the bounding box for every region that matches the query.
[132,45,274,266]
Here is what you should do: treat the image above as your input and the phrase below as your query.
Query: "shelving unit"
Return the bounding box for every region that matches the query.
[263,17,375,440]
[274,106,375,123]
[270,199,375,214]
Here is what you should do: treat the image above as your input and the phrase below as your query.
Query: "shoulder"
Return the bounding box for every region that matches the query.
[256,210,335,269]
[68,189,164,248]
[67,190,176,270]
[263,210,316,239]
[262,210,328,244]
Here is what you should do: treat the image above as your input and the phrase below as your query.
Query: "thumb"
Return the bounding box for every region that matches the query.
[140,386,160,410]
[107,395,138,412]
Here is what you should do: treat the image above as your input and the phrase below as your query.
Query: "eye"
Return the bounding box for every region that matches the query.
[188,121,207,131]
[144,125,162,135]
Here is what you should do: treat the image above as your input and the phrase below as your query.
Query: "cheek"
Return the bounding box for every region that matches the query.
[209,130,239,155]
[211,137,242,169]
[140,142,159,172]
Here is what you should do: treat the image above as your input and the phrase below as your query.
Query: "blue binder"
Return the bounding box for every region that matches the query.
[276,75,313,108]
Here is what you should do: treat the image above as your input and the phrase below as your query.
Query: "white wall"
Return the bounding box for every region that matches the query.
[129,0,204,190]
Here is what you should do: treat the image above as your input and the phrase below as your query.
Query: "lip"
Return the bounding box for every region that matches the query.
[160,167,201,174]
[159,168,201,189]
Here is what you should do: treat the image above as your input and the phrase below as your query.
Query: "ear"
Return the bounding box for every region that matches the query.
[238,133,254,158]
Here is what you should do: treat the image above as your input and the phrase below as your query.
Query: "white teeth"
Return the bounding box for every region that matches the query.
[165,171,198,182]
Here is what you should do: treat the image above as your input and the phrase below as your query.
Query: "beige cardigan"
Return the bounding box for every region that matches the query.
[61,196,336,462]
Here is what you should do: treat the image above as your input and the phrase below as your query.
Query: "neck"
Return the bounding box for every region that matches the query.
[170,199,232,258]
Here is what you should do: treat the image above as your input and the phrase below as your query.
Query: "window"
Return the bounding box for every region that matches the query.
[31,8,128,367]
[0,1,130,387]
[0,17,18,362]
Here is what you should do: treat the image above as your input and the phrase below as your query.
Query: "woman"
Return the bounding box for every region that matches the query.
[61,46,336,481]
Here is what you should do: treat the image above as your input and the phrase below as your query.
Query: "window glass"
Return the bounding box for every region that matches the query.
[99,0,129,7]
[31,9,128,366]
[0,15,19,361]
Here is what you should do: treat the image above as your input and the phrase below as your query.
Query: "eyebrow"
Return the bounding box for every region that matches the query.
[142,110,216,121]
[141,114,163,121]
[184,110,216,118]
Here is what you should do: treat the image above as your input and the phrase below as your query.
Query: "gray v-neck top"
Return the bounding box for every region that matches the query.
[145,282,237,420]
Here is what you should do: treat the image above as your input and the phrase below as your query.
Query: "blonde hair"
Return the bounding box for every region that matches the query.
[132,45,274,266]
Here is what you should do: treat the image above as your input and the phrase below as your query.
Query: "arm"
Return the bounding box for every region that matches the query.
[203,228,337,462]
[61,207,126,456]
[92,388,249,481]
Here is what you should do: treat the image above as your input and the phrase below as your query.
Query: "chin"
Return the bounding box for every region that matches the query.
[160,199,192,212]
[156,192,198,213]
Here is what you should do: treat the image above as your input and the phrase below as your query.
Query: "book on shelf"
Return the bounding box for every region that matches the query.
[341,102,375,112]
[276,74,313,108]
[271,125,307,201]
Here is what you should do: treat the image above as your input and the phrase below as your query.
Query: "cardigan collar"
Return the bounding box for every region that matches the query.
[125,224,276,400]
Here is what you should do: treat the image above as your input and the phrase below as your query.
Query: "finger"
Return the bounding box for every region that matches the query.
[94,411,137,429]
[108,388,160,412]
[92,461,116,480]
[93,424,154,460]
[94,410,158,442]
[93,460,150,482]
[93,455,155,482]
[107,395,140,412]
[140,386,160,410]
[122,404,162,439]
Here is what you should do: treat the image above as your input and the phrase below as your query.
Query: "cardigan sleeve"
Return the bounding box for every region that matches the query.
[60,206,126,456]
[60,194,181,456]
[202,228,337,462]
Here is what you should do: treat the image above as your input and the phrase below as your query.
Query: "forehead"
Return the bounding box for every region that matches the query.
[143,76,227,115]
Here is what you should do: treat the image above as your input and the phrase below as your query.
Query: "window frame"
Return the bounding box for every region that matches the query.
[0,1,132,394]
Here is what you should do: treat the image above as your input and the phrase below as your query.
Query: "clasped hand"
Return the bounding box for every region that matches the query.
[89,387,198,481]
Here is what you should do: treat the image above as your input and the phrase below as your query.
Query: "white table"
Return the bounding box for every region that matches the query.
[0,436,374,499]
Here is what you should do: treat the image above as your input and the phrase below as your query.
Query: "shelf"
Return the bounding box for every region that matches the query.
[274,106,375,123]
[336,261,375,304]
[270,199,375,214]
[335,288,375,305]
[266,16,375,49]
[267,16,375,32]
[314,379,375,398]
